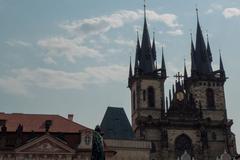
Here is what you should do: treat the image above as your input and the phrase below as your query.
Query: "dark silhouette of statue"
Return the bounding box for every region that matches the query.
[91,125,105,160]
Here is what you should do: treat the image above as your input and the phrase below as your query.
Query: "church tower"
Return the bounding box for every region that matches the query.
[128,6,237,160]
[182,9,237,158]
[128,3,166,156]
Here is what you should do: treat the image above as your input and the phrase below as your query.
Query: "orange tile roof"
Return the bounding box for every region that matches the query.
[0,113,91,133]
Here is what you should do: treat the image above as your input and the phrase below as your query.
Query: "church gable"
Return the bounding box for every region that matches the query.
[15,134,75,154]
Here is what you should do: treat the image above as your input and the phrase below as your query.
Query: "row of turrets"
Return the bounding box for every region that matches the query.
[129,7,226,87]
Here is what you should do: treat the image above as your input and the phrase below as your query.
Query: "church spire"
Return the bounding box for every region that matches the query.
[184,59,188,79]
[219,50,226,79]
[194,8,212,75]
[137,0,155,74]
[128,56,133,87]
[161,47,167,78]
[206,34,213,62]
[190,33,197,75]
[152,32,157,61]
[129,56,133,78]
[134,32,141,74]
[141,0,151,51]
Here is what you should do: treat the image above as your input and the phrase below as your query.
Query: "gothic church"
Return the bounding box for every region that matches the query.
[127,6,237,160]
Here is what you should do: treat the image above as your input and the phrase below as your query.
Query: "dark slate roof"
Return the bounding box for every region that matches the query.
[100,107,134,140]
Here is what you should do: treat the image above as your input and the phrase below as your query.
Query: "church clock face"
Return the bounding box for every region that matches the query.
[176,92,184,101]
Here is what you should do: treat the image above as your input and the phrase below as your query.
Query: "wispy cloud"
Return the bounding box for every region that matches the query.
[38,9,181,63]
[205,4,223,14]
[114,38,135,47]
[38,37,102,63]
[223,8,240,18]
[0,65,128,95]
[60,10,181,36]
[43,57,57,65]
[167,29,183,36]
[5,40,32,47]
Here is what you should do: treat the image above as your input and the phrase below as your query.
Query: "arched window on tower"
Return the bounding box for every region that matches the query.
[206,88,215,109]
[175,134,192,157]
[143,90,146,101]
[133,91,136,110]
[148,87,155,108]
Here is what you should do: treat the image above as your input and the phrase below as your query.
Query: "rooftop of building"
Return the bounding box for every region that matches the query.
[0,112,90,133]
[100,106,134,140]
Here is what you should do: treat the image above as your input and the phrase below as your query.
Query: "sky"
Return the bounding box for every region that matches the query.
[0,0,239,152]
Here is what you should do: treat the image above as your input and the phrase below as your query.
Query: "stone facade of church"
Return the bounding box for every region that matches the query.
[127,6,238,160]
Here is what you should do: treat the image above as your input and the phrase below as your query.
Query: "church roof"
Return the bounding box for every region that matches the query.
[100,107,134,140]
[0,112,90,133]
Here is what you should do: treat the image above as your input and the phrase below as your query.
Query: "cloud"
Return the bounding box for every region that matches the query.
[43,57,57,65]
[38,37,102,63]
[143,11,180,28]
[223,8,240,18]
[0,65,128,95]
[5,40,32,47]
[60,10,181,37]
[114,38,135,47]
[39,10,181,63]
[167,29,184,36]
[0,77,28,96]
[60,10,141,37]
[205,4,223,14]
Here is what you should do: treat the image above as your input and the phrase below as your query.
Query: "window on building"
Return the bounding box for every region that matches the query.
[206,88,215,109]
[133,91,136,110]
[85,135,91,145]
[148,87,155,108]
[143,90,146,101]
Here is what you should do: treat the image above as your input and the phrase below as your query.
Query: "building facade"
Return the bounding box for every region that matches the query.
[0,113,97,159]
[128,7,238,160]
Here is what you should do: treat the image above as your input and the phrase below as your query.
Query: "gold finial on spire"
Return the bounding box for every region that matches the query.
[144,0,147,18]
[195,5,199,22]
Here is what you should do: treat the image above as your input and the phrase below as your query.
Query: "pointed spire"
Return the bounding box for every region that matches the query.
[138,0,155,74]
[190,33,197,75]
[196,7,199,24]
[152,32,157,61]
[128,56,133,87]
[184,59,188,79]
[219,50,225,79]
[195,8,212,74]
[206,34,213,62]
[129,56,133,78]
[142,0,151,50]
[134,32,141,74]
[161,47,166,70]
[141,5,151,54]
[161,47,167,78]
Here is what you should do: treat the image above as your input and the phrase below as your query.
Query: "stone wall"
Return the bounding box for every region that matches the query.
[104,139,151,160]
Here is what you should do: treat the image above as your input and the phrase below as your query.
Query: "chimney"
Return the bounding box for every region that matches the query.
[68,114,74,121]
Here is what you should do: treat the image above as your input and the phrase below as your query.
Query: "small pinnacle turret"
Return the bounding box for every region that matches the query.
[161,47,166,78]
[206,34,213,62]
[134,32,141,74]
[190,33,197,75]
[184,59,188,79]
[128,56,133,87]
[152,32,157,61]
[219,51,226,79]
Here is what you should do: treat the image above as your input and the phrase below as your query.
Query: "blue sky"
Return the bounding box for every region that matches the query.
[0,0,240,151]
